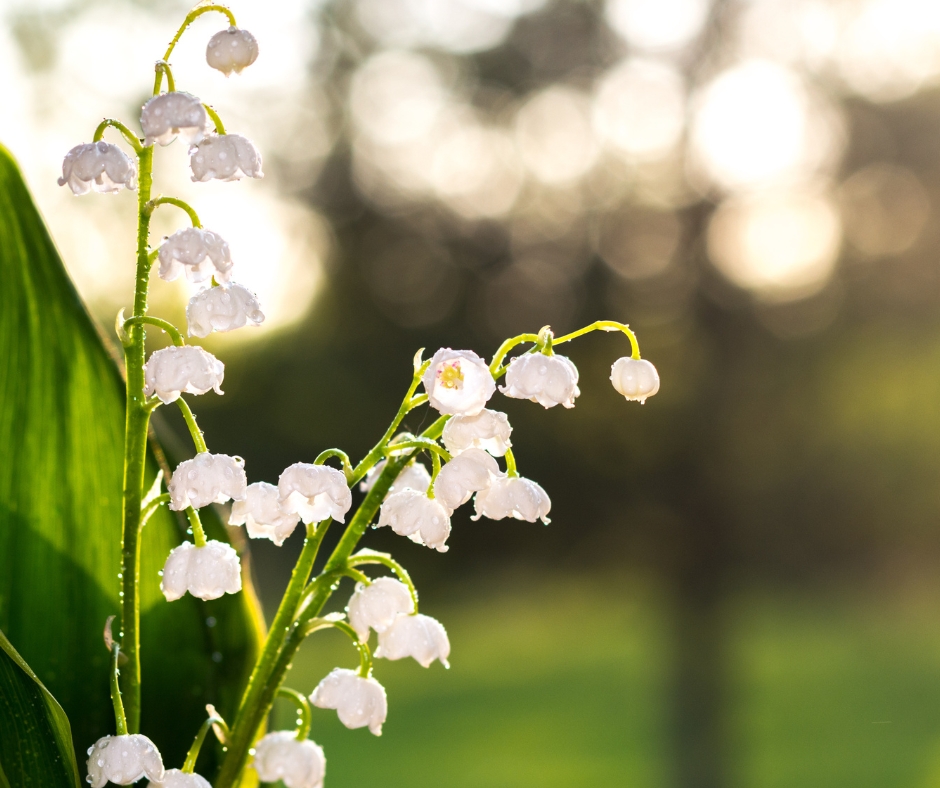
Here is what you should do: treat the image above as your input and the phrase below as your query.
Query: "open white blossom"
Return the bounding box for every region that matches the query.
[187,282,264,337]
[441,409,512,457]
[278,463,352,524]
[432,448,501,512]
[377,490,452,552]
[160,540,242,601]
[157,227,233,285]
[58,141,137,195]
[501,353,580,409]
[610,357,660,404]
[359,460,431,497]
[229,482,301,546]
[252,732,325,788]
[423,348,496,416]
[376,613,450,668]
[140,91,208,147]
[144,345,224,404]
[168,452,247,510]
[190,134,263,182]
[310,668,387,736]
[207,27,259,76]
[473,476,551,524]
[150,769,211,788]
[347,577,415,641]
[85,734,164,787]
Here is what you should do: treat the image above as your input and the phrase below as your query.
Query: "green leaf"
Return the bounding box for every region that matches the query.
[0,142,264,777]
[0,628,81,788]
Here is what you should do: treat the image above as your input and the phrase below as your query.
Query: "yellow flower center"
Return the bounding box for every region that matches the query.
[437,361,464,389]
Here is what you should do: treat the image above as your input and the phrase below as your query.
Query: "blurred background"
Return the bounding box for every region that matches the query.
[5,0,940,785]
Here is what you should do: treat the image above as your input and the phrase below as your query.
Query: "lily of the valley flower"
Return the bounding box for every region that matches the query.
[186,282,264,337]
[347,577,415,642]
[58,141,137,195]
[375,613,450,668]
[207,27,260,76]
[610,357,660,404]
[160,540,242,601]
[252,732,325,788]
[441,408,512,457]
[278,463,352,524]
[359,459,431,497]
[422,348,496,416]
[144,345,225,404]
[472,475,551,524]
[229,482,301,546]
[501,353,580,409]
[190,134,263,182]
[432,447,501,512]
[310,668,387,736]
[140,91,209,147]
[85,734,164,787]
[150,769,212,788]
[377,490,452,552]
[157,227,233,285]
[168,452,247,510]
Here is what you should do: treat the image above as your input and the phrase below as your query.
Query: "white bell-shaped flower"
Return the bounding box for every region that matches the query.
[310,668,387,736]
[377,490,452,552]
[252,732,325,788]
[501,353,580,409]
[207,27,260,75]
[472,476,551,524]
[190,134,263,182]
[186,282,264,337]
[423,348,496,416]
[168,452,247,510]
[229,482,301,546]
[149,769,212,788]
[359,459,431,497]
[144,346,224,405]
[610,357,660,404]
[375,613,450,668]
[278,463,352,524]
[140,91,209,147]
[160,539,242,601]
[347,577,415,642]
[432,447,501,512]
[157,227,233,285]
[58,141,137,195]
[85,734,164,787]
[441,408,512,457]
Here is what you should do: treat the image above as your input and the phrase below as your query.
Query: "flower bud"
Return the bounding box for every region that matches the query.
[144,345,225,404]
[190,134,263,182]
[347,577,415,642]
[229,482,301,546]
[501,353,580,409]
[85,734,164,787]
[140,91,209,147]
[310,668,387,736]
[359,460,430,497]
[157,227,233,285]
[150,769,211,788]
[377,490,452,552]
[278,463,352,524]
[58,141,137,195]
[432,447,501,512]
[376,613,450,668]
[207,27,260,76]
[472,476,551,524]
[441,408,512,457]
[160,540,242,601]
[187,282,264,337]
[423,348,496,416]
[252,732,325,788]
[610,357,660,403]
[168,453,247,511]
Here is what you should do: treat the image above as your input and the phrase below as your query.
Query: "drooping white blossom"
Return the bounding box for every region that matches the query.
[501,353,580,409]
[190,134,263,182]
[375,613,450,668]
[186,282,264,337]
[441,408,512,457]
[149,769,212,788]
[207,27,260,76]
[85,734,164,787]
[58,141,137,195]
[310,668,387,736]
[157,227,233,285]
[160,540,242,601]
[278,463,352,524]
[252,732,325,788]
[432,447,501,512]
[229,482,301,546]
[472,476,551,524]
[422,348,496,416]
[168,452,247,511]
[144,345,225,404]
[377,490,452,552]
[359,460,431,497]
[140,91,209,147]
[347,577,415,642]
[610,357,660,404]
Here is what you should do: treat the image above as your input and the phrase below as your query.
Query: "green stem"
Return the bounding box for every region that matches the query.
[340,566,371,586]
[161,5,237,67]
[504,447,518,478]
[553,320,641,359]
[429,452,441,495]
[489,333,539,376]
[186,507,208,548]
[384,439,450,462]
[182,715,223,773]
[203,104,227,135]
[305,619,372,677]
[146,196,202,228]
[92,119,143,153]
[153,61,175,94]
[110,644,128,736]
[349,550,419,611]
[123,315,185,347]
[175,397,207,453]
[315,448,353,481]
[140,493,170,528]
[277,688,312,741]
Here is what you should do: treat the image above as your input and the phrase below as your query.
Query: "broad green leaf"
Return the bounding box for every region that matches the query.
[0,143,264,778]
[0,628,81,788]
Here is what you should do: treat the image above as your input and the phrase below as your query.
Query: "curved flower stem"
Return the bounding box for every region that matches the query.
[185,507,208,548]
[182,714,224,773]
[504,447,518,478]
[553,320,641,359]
[159,4,237,82]
[429,451,441,495]
[175,397,207,453]
[110,644,128,736]
[489,332,540,377]
[303,618,373,678]
[140,493,170,528]
[123,315,185,347]
[348,550,419,611]
[384,439,450,462]
[92,119,143,153]
[277,688,312,741]
[339,566,371,586]
[153,61,176,94]
[203,104,227,135]
[145,196,202,228]
[315,448,353,481]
